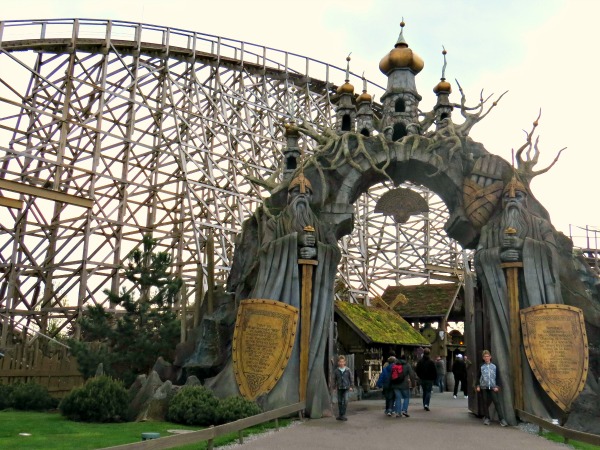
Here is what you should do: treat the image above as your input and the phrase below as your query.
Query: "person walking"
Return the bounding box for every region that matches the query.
[376,356,396,416]
[333,355,353,421]
[452,354,468,399]
[390,355,416,418]
[475,350,508,427]
[434,355,446,393]
[415,348,437,411]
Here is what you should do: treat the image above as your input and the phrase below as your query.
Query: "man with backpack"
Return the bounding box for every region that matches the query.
[390,355,416,418]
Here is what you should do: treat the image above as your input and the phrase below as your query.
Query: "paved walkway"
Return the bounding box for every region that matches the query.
[238,392,567,450]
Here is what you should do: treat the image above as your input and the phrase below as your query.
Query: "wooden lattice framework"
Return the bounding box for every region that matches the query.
[0,19,464,345]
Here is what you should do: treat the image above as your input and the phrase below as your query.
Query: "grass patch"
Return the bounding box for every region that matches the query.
[542,430,600,450]
[0,411,293,449]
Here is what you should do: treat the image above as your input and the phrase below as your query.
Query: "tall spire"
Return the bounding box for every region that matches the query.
[395,18,407,47]
[433,46,452,94]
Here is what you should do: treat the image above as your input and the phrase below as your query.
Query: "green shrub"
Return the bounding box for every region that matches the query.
[167,385,219,426]
[0,384,15,410]
[60,376,128,422]
[215,396,261,424]
[9,382,56,411]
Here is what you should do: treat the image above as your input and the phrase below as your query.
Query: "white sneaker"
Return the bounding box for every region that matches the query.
[464,395,468,399]
[453,395,457,399]
[483,418,490,426]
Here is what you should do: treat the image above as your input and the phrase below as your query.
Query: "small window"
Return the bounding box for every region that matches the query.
[286,156,297,171]
[440,112,449,121]
[395,98,406,113]
[341,114,351,131]
[360,128,370,137]
[392,123,407,141]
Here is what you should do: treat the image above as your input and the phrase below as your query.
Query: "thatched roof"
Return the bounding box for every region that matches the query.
[381,283,462,319]
[335,300,429,346]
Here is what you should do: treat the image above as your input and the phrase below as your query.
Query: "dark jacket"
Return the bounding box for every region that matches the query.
[334,367,353,390]
[389,359,415,389]
[452,358,467,378]
[416,355,437,382]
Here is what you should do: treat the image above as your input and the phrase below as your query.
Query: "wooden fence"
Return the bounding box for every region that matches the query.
[99,402,306,450]
[517,409,600,446]
[0,342,84,397]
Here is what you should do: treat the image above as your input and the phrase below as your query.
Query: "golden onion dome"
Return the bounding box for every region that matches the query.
[357,91,372,103]
[379,21,424,75]
[284,123,299,136]
[336,82,355,95]
[433,79,452,94]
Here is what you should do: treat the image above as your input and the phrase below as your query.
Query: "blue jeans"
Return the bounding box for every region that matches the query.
[436,374,445,392]
[337,389,349,417]
[393,388,410,414]
[421,380,433,407]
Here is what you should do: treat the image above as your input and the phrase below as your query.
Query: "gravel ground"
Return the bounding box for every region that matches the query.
[517,422,572,448]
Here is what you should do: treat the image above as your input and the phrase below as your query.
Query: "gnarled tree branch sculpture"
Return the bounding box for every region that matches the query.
[515,110,566,185]
[453,80,507,136]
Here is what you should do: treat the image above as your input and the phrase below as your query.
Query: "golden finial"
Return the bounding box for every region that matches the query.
[345,53,352,83]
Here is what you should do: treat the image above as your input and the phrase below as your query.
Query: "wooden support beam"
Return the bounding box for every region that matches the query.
[0,196,23,209]
[0,179,93,208]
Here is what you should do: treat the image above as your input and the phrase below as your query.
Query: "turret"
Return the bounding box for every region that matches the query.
[433,47,453,130]
[356,74,375,137]
[282,123,301,182]
[335,55,356,135]
[378,20,423,141]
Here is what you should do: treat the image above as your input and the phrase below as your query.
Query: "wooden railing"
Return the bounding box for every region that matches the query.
[517,409,600,447]
[99,401,306,450]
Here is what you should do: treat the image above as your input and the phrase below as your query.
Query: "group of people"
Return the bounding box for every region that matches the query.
[333,350,509,427]
[373,348,436,416]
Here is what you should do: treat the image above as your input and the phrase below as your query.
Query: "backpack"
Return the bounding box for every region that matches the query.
[391,363,406,383]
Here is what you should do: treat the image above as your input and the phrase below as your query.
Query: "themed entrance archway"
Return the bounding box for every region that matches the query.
[197,22,598,427]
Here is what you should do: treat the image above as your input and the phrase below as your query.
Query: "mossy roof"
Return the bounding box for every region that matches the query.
[334,300,429,346]
[381,283,461,318]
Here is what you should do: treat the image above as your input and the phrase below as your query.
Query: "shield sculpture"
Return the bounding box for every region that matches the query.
[520,304,589,412]
[233,299,299,400]
[462,154,505,229]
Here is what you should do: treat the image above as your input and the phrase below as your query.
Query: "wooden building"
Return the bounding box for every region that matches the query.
[334,300,429,391]
[378,283,466,366]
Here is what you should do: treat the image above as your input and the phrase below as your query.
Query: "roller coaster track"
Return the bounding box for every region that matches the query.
[0,19,463,344]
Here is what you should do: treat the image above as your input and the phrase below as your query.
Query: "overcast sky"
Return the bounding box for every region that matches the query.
[2,0,599,243]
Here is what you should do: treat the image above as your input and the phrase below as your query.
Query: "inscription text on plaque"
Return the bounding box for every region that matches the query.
[521,304,588,411]
[232,299,299,400]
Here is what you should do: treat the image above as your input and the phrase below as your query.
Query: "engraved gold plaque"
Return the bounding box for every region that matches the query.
[521,304,589,412]
[232,299,299,400]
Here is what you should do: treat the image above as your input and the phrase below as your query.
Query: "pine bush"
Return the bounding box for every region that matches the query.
[9,382,56,411]
[60,376,128,422]
[167,386,219,426]
[215,396,261,424]
[0,384,15,410]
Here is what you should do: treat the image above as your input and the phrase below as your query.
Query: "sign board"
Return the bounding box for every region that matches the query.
[520,304,588,412]
[232,299,299,400]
